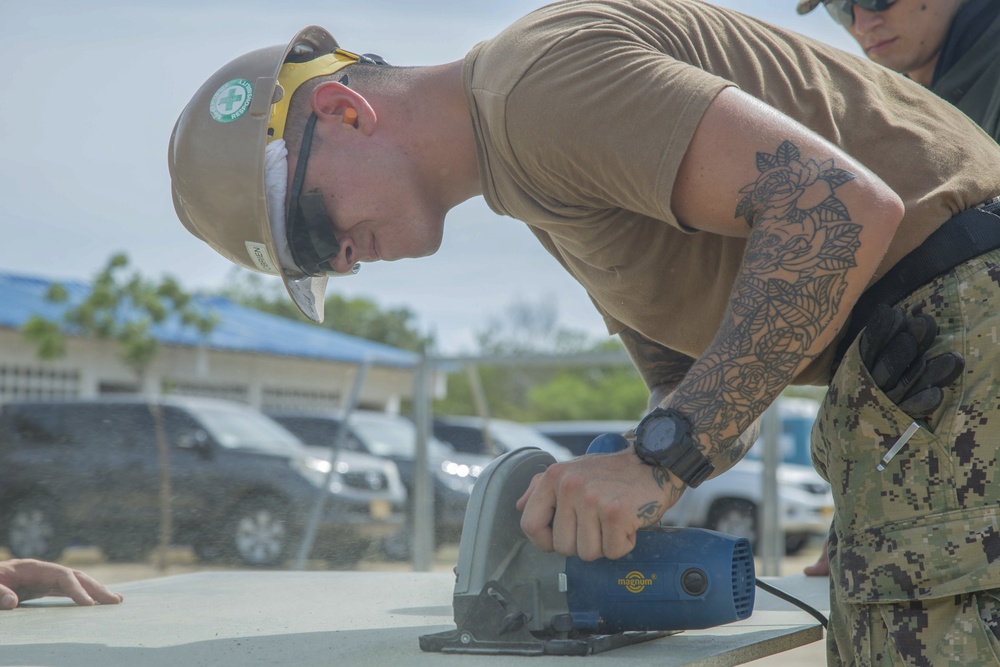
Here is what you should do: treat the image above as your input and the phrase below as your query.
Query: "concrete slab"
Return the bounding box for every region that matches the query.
[0,571,827,667]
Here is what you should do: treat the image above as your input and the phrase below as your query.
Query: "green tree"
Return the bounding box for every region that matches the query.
[475,298,592,356]
[433,297,647,421]
[22,253,217,568]
[24,253,217,369]
[523,365,648,421]
[220,267,433,352]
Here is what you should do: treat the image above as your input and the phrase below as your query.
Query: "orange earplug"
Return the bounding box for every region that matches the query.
[343,108,358,126]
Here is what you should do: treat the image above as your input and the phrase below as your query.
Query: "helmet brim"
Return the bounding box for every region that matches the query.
[797,0,822,14]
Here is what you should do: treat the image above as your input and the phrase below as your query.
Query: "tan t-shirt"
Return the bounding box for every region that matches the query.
[463,0,1000,384]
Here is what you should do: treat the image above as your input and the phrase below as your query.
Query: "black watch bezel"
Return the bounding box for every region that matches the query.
[633,407,715,488]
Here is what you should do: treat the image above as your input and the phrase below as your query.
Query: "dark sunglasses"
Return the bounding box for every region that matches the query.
[823,0,898,27]
[284,74,359,278]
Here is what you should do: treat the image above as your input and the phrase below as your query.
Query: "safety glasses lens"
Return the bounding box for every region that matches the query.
[823,0,853,27]
[285,113,342,277]
[288,191,341,275]
[823,0,896,27]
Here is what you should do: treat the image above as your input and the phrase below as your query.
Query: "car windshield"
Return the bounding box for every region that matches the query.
[189,403,306,456]
[350,414,452,459]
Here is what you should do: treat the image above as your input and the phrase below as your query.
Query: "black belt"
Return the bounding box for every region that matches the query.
[834,197,1000,367]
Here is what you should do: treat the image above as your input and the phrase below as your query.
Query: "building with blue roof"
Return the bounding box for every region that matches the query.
[0,272,421,413]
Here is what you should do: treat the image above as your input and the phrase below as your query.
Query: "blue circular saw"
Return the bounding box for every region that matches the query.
[419,445,756,656]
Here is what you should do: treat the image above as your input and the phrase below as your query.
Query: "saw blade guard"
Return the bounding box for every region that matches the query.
[452,447,570,633]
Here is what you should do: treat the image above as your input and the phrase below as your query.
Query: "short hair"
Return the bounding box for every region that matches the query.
[283,62,406,154]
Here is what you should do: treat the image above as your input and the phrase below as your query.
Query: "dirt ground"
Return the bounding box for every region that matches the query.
[3,539,830,666]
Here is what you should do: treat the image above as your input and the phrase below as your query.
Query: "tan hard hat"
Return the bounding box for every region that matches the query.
[797,0,822,14]
[168,26,361,323]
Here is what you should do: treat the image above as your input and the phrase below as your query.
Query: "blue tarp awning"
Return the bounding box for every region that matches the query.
[0,272,419,369]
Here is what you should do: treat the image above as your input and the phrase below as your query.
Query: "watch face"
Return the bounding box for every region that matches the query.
[635,409,714,488]
[645,417,679,453]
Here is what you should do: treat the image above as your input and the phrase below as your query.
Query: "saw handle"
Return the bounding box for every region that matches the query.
[586,433,631,455]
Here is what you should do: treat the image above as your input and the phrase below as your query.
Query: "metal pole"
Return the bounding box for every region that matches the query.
[759,401,783,576]
[294,358,371,570]
[465,363,497,456]
[411,356,436,571]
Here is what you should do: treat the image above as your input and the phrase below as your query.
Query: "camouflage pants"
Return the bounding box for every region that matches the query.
[812,247,1000,666]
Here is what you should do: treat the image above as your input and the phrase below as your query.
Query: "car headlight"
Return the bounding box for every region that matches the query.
[436,460,483,493]
[292,456,348,490]
[439,460,483,479]
[305,456,332,474]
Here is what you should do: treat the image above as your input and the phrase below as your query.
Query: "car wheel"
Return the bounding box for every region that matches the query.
[225,496,291,568]
[708,499,758,547]
[784,533,809,556]
[323,537,370,569]
[5,496,67,561]
[192,534,225,563]
[102,536,154,563]
[381,526,411,562]
[380,509,452,562]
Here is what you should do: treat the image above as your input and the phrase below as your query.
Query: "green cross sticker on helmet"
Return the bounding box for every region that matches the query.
[209,79,254,123]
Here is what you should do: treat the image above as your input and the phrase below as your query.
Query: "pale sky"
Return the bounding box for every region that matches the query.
[0,0,861,354]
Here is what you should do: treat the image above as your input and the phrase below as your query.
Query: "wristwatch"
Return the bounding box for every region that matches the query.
[633,408,715,488]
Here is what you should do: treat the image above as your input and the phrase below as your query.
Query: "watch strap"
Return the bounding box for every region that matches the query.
[653,438,714,488]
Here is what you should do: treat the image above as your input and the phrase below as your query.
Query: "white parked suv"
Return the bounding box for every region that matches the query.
[534,397,833,554]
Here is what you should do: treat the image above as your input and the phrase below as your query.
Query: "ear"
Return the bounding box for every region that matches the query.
[311,80,376,135]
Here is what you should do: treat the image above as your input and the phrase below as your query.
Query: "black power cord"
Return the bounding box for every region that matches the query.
[755,579,829,629]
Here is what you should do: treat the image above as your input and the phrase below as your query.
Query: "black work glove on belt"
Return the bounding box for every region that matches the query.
[859,303,965,421]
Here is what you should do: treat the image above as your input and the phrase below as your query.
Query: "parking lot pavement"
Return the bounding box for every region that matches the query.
[3,541,830,665]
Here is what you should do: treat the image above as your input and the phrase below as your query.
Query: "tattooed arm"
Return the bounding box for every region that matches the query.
[667,87,903,466]
[517,86,902,562]
[619,326,762,476]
